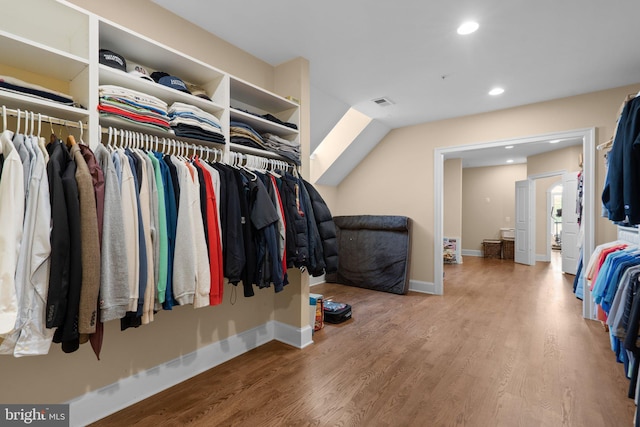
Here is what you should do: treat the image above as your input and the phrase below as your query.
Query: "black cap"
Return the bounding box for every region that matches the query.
[99,49,126,72]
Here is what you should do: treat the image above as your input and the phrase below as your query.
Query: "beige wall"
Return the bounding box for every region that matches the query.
[528,145,583,255]
[0,1,311,406]
[0,289,275,404]
[444,159,462,239]
[461,164,527,251]
[332,83,639,283]
[527,144,583,176]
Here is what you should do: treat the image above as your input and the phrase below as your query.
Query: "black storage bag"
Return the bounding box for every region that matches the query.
[323,301,352,324]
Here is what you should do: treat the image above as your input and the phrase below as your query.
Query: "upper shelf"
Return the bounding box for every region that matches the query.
[0,31,89,82]
[99,65,226,117]
[3,0,89,61]
[230,108,299,137]
[99,19,226,91]
[230,76,299,114]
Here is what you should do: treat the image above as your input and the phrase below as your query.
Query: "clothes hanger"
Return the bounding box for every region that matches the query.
[2,105,6,132]
[77,121,84,145]
[37,113,42,138]
[29,112,34,137]
[597,137,613,151]
[49,116,56,145]
[24,111,30,136]
[106,127,113,150]
[66,122,77,148]
[23,110,30,136]
[15,109,21,135]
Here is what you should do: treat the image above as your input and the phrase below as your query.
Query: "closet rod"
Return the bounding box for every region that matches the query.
[98,125,225,156]
[1,105,87,130]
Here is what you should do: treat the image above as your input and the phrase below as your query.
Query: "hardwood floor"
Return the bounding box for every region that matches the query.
[92,257,636,426]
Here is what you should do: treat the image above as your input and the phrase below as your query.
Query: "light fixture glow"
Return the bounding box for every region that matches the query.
[457,21,479,35]
[489,87,505,96]
[505,145,514,149]
[549,139,561,144]
[506,159,514,163]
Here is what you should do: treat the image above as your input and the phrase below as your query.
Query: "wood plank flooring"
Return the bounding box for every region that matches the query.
[91,256,636,426]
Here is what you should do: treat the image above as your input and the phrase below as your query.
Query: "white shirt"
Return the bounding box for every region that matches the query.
[0,135,53,356]
[0,130,25,335]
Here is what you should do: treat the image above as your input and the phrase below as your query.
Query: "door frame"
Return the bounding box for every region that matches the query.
[434,127,595,319]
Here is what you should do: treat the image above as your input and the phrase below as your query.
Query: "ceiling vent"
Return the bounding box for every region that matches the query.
[372,97,394,107]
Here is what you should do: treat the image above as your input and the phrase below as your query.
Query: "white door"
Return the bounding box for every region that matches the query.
[561,172,580,275]
[515,180,535,265]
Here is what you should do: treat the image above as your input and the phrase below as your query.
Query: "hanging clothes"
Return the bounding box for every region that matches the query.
[0,130,24,337]
[602,95,640,225]
[0,114,341,358]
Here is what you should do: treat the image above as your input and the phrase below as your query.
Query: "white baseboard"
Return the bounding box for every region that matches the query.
[68,320,312,427]
[274,321,314,349]
[409,280,440,295]
[536,254,550,262]
[462,249,482,257]
[309,275,325,287]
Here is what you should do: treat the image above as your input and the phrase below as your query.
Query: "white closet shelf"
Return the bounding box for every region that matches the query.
[0,90,88,121]
[99,65,226,116]
[0,31,89,82]
[230,77,298,113]
[99,20,226,88]
[99,115,226,149]
[230,109,299,137]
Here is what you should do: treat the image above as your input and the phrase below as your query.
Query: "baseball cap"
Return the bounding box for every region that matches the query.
[188,84,211,101]
[126,61,154,82]
[158,75,191,94]
[99,49,126,72]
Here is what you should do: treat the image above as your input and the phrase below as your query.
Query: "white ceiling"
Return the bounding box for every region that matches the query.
[153,0,640,166]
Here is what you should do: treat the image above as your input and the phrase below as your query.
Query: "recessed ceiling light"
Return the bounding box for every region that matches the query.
[549,139,561,144]
[489,87,505,96]
[505,145,514,149]
[457,21,479,35]
[506,159,514,163]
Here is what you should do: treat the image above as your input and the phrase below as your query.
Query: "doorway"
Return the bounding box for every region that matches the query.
[434,128,595,319]
[549,182,563,254]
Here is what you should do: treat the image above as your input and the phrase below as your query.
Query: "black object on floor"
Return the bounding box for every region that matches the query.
[323,301,352,324]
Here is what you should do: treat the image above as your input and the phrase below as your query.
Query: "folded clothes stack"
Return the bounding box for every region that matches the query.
[98,85,170,131]
[0,75,76,106]
[168,102,225,144]
[230,121,266,150]
[261,133,301,165]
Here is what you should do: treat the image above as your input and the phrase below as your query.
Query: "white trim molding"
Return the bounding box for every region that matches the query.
[536,254,549,262]
[309,274,326,287]
[68,321,313,426]
[409,280,439,295]
[462,249,482,257]
[274,321,314,349]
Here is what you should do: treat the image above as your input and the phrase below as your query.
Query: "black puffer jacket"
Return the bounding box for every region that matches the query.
[302,179,338,275]
[278,174,308,268]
